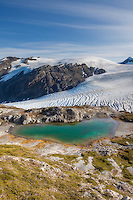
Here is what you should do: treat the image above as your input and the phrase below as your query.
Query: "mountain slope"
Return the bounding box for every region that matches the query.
[120,57,133,64]
[6,57,133,113]
[0,56,106,103]
[0,57,19,78]
[0,135,133,200]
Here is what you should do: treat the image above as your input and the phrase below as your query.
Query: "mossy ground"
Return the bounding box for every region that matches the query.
[0,145,85,200]
[81,151,112,171]
[119,112,133,122]
[111,135,133,146]
[0,134,133,199]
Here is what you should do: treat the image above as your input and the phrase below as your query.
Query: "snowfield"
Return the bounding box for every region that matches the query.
[5,57,133,113]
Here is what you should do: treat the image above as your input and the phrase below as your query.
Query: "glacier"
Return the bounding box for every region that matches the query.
[5,57,133,113]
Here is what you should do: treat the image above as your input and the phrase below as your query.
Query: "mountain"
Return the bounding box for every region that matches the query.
[0,56,19,77]
[1,56,133,113]
[120,57,133,64]
[0,56,106,103]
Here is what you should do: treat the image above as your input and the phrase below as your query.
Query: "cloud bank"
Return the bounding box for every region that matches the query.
[0,42,133,62]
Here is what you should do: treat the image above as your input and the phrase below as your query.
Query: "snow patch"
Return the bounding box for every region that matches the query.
[82,68,88,77]
[0,57,8,62]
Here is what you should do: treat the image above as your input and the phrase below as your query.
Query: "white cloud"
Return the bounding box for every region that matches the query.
[1,1,132,62]
[5,18,132,31]
[1,0,133,47]
[0,42,133,62]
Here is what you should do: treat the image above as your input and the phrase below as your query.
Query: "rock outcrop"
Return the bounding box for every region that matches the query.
[0,57,106,103]
[0,57,19,77]
[0,131,133,199]
[0,105,119,125]
[120,57,133,64]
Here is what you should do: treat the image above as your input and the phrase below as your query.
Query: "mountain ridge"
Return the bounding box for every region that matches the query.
[1,56,133,113]
[120,56,133,64]
[0,56,106,103]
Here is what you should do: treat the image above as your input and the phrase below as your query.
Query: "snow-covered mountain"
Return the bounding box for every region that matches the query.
[0,56,115,82]
[0,57,58,82]
[2,56,132,113]
[120,57,133,64]
[0,56,107,103]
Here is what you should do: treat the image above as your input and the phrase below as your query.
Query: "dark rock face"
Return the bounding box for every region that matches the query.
[23,57,38,64]
[0,57,106,103]
[65,108,76,120]
[0,57,19,78]
[0,105,119,125]
[94,68,106,75]
[40,107,61,116]
[120,57,133,64]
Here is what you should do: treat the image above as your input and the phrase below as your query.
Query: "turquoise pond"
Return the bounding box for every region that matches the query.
[13,118,118,145]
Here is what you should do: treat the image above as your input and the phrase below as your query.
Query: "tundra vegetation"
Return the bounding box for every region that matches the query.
[0,134,133,199]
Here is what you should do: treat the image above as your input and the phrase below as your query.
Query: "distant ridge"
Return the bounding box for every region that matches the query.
[120,57,133,64]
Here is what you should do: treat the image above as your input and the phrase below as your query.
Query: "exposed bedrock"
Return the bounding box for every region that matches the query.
[0,105,126,125]
[0,58,106,103]
[0,57,19,77]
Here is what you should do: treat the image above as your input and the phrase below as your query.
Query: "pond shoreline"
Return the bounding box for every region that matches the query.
[0,118,132,148]
[11,118,118,145]
[0,104,132,147]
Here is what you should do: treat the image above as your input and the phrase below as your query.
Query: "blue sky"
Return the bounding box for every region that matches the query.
[0,0,133,61]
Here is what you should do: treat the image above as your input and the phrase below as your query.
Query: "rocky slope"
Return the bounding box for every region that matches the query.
[0,57,105,103]
[0,104,123,126]
[0,132,133,199]
[5,57,133,113]
[120,57,133,64]
[0,104,132,199]
[0,104,132,138]
[0,57,19,77]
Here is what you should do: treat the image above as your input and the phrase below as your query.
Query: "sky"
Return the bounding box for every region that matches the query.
[0,0,133,62]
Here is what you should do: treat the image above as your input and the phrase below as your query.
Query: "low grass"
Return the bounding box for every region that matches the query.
[118,149,133,165]
[0,145,36,158]
[111,136,133,146]
[51,154,78,164]
[81,151,112,172]
[119,112,133,122]
[0,134,133,199]
[85,177,97,186]
[112,148,133,182]
[0,145,85,200]
[122,167,133,180]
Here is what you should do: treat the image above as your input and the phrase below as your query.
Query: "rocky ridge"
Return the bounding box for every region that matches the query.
[0,57,19,77]
[120,57,133,64]
[0,57,106,103]
[0,131,133,199]
[0,105,119,127]
[0,105,132,138]
[0,104,133,128]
